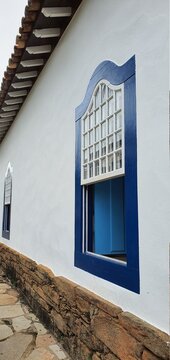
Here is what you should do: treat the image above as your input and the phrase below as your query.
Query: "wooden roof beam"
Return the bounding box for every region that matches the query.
[0,111,16,118]
[16,71,38,79]
[5,98,24,105]
[26,45,51,54]
[41,7,72,18]
[0,117,14,123]
[33,28,61,38]
[11,81,32,89]
[8,90,28,97]
[20,59,44,67]
[2,105,20,112]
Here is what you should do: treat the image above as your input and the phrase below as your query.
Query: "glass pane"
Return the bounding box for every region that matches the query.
[115,90,122,111]
[95,160,99,176]
[89,130,93,146]
[108,116,113,134]
[83,117,88,132]
[95,87,100,108]
[89,146,93,161]
[108,154,114,172]
[83,165,88,179]
[95,143,99,159]
[101,83,106,102]
[108,98,114,116]
[83,133,88,148]
[101,157,106,174]
[108,135,114,153]
[89,113,93,129]
[95,109,100,124]
[101,121,106,138]
[116,150,122,169]
[101,139,106,156]
[101,103,106,121]
[115,111,122,130]
[83,149,88,164]
[89,163,93,178]
[115,131,122,149]
[95,126,99,142]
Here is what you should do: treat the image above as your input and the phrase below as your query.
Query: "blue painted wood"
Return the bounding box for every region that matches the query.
[74,56,139,293]
[124,75,139,270]
[93,178,125,255]
[76,56,135,121]
[94,180,111,254]
[111,177,125,253]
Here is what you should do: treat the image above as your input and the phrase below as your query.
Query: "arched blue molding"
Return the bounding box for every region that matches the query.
[75,56,139,293]
[76,56,135,121]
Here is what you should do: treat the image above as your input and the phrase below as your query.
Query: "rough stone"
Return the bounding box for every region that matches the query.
[53,276,77,307]
[76,286,122,318]
[0,304,24,318]
[77,340,92,360]
[26,312,39,321]
[49,344,67,359]
[92,311,143,360]
[0,333,34,360]
[92,354,101,360]
[0,324,13,340]
[12,315,32,331]
[0,294,18,305]
[26,347,55,360]
[51,310,68,335]
[119,312,169,359]
[36,334,56,348]
[0,244,169,360]
[7,288,19,298]
[142,349,163,360]
[76,296,90,314]
[0,283,10,291]
[0,283,10,294]
[33,321,47,335]
[104,354,119,360]
[43,285,60,306]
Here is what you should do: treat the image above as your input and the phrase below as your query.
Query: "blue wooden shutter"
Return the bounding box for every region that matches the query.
[94,177,125,255]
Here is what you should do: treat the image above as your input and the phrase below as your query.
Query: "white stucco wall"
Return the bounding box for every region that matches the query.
[0,0,169,333]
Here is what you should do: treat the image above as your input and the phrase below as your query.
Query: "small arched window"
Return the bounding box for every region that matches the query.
[2,164,12,239]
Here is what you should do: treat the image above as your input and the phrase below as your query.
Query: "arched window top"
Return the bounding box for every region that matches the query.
[81,80,124,185]
[4,163,12,206]
[5,162,13,177]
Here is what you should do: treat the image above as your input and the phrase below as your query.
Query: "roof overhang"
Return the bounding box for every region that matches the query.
[0,0,82,143]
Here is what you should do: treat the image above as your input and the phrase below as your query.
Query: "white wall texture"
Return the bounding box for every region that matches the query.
[0,0,169,333]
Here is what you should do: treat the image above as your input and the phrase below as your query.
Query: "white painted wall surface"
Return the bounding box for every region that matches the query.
[0,0,169,333]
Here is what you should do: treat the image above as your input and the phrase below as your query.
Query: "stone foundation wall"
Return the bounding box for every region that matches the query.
[0,243,169,360]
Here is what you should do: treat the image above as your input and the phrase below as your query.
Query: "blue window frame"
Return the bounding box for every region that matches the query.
[75,56,139,293]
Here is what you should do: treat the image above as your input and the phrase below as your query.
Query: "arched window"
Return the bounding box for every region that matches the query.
[2,164,12,239]
[75,56,139,293]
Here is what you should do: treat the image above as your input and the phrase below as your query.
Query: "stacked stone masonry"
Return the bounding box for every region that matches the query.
[0,243,169,360]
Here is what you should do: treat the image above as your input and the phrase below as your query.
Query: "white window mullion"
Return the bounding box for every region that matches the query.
[81,81,124,185]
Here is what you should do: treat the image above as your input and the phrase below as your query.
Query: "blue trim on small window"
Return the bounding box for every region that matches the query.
[2,174,12,241]
[75,56,140,293]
